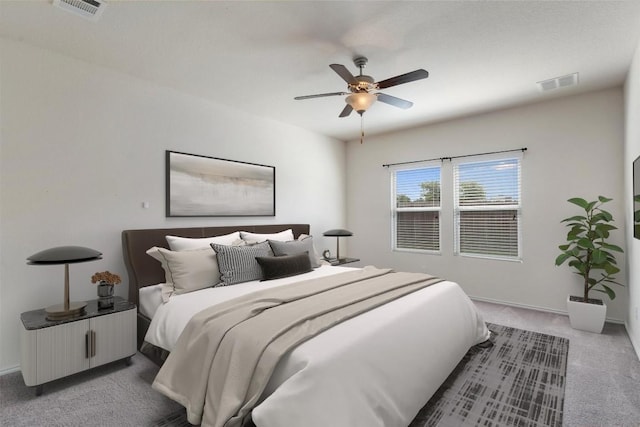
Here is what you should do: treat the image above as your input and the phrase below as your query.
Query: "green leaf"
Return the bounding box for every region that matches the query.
[555,253,571,266]
[585,201,598,212]
[595,224,617,232]
[592,212,611,224]
[561,215,587,223]
[558,244,570,251]
[577,238,594,249]
[599,210,613,222]
[601,242,624,253]
[569,260,586,274]
[603,279,623,287]
[604,264,620,275]
[591,249,607,264]
[599,284,616,300]
[598,195,612,203]
[567,198,589,209]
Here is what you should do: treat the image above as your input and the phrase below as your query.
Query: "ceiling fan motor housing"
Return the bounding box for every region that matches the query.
[350,75,376,93]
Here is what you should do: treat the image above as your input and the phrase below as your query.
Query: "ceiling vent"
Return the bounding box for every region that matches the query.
[537,72,579,92]
[53,0,106,21]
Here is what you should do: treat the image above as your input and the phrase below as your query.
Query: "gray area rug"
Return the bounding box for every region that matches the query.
[410,323,568,427]
[156,323,568,427]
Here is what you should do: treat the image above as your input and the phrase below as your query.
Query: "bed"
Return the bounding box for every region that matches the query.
[122,224,489,427]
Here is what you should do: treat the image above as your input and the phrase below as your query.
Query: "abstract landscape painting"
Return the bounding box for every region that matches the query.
[166,151,275,217]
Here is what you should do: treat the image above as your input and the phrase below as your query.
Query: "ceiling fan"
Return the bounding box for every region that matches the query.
[294,56,429,118]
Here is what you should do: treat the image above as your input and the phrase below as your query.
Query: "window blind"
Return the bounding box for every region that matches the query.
[454,155,522,260]
[392,164,441,252]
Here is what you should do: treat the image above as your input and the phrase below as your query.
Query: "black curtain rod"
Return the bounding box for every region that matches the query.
[382,147,527,168]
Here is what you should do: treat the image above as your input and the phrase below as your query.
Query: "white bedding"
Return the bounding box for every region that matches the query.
[145,265,489,427]
[139,283,163,319]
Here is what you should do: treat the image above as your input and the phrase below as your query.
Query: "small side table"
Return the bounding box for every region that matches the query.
[20,296,136,396]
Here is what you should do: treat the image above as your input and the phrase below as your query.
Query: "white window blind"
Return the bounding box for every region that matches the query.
[391,164,441,252]
[454,154,522,260]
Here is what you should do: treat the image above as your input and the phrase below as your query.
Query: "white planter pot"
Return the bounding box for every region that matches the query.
[566,295,606,333]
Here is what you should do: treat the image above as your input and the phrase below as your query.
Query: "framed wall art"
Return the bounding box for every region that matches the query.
[166,151,275,217]
[634,154,639,239]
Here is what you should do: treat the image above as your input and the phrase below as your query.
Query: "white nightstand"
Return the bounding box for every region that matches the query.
[20,297,136,395]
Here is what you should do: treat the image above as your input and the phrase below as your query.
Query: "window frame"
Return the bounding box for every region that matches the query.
[390,161,442,254]
[453,152,522,261]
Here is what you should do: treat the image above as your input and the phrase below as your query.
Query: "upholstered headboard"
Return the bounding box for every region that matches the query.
[122,224,310,307]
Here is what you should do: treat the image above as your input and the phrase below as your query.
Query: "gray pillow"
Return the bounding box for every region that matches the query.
[211,241,273,286]
[268,236,320,268]
[256,252,312,281]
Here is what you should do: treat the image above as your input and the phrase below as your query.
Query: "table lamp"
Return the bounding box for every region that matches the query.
[27,246,102,320]
[323,229,353,261]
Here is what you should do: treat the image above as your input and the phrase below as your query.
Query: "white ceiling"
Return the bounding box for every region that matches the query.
[1,1,640,141]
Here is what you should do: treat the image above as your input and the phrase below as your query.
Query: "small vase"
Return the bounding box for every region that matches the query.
[97,282,114,309]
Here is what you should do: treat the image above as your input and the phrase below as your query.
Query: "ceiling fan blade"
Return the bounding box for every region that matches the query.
[339,104,353,117]
[376,69,429,89]
[330,64,357,84]
[294,92,348,100]
[376,93,413,109]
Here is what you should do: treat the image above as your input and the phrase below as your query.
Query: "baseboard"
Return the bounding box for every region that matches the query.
[0,365,20,377]
[625,321,640,361]
[469,295,626,324]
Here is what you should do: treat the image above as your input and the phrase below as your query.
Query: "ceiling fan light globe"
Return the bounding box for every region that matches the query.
[346,92,376,114]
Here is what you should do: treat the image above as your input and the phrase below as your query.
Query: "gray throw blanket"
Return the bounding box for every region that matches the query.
[152,266,443,427]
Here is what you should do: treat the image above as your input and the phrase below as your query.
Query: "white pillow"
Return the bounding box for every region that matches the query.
[240,229,294,244]
[166,231,241,251]
[146,246,220,302]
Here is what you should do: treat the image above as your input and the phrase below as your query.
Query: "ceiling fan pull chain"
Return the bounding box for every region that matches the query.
[360,114,365,144]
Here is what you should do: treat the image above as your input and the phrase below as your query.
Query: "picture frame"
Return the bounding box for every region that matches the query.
[634,155,640,239]
[166,151,275,217]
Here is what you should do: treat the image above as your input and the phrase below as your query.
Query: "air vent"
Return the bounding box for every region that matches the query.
[536,72,579,92]
[53,0,106,21]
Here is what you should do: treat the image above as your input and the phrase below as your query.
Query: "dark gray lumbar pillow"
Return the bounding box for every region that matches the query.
[256,252,312,281]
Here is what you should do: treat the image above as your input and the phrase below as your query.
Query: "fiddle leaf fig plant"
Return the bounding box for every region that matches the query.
[555,196,624,302]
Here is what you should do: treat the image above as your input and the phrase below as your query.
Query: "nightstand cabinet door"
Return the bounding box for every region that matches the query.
[20,299,137,390]
[34,320,91,385]
[90,309,136,367]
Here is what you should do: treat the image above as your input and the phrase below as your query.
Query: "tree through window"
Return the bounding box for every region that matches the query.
[392,164,441,252]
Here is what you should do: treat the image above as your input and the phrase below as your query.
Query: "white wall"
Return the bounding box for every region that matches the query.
[346,88,627,322]
[0,39,346,372]
[624,39,640,357]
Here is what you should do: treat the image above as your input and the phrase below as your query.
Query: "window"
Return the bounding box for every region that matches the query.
[453,154,522,260]
[391,164,441,252]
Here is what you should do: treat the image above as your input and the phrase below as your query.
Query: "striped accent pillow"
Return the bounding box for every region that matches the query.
[211,241,274,285]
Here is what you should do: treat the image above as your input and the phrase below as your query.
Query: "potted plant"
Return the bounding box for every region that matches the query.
[555,196,624,333]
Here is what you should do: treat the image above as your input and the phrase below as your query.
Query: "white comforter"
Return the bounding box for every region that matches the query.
[145,265,489,427]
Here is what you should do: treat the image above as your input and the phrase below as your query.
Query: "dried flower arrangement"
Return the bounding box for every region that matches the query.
[91,271,122,285]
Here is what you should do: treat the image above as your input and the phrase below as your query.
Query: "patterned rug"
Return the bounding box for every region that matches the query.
[410,323,568,427]
[155,323,568,427]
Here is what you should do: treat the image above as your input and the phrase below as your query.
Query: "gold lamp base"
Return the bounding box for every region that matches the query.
[45,301,87,321]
